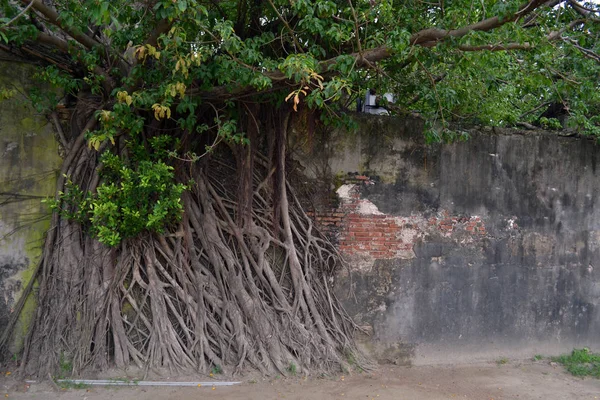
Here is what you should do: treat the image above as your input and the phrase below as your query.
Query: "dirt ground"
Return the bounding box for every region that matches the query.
[2,360,600,400]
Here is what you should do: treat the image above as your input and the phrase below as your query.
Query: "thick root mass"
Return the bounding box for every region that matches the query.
[17,126,365,377]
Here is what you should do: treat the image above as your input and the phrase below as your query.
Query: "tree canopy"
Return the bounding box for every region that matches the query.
[2,0,600,141]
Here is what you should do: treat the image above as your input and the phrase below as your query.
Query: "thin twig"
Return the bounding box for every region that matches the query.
[265,0,304,53]
[2,0,35,27]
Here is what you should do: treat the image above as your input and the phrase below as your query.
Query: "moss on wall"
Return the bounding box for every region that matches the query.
[0,57,61,354]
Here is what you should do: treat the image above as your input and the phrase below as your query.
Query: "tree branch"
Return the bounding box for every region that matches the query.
[265,0,304,53]
[21,0,129,79]
[568,0,600,19]
[547,18,585,40]
[145,19,171,48]
[36,31,70,53]
[347,0,363,57]
[21,0,101,50]
[562,36,600,63]
[411,0,549,47]
[458,42,532,51]
[198,0,551,101]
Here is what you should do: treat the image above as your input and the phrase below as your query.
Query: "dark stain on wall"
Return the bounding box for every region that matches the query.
[296,117,600,364]
[0,257,27,330]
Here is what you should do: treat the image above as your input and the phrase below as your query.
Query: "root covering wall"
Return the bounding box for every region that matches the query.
[295,115,600,365]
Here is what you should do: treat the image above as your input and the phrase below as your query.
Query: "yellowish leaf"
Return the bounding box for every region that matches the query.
[116,91,133,106]
[175,82,186,98]
[88,137,101,151]
[134,46,146,61]
[99,110,112,122]
[152,103,171,120]
[152,103,162,120]
[191,52,201,66]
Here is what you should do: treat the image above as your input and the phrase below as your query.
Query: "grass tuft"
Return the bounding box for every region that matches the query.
[288,362,297,376]
[496,357,509,365]
[552,348,600,378]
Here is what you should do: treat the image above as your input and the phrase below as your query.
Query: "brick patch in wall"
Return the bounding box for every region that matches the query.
[311,177,487,260]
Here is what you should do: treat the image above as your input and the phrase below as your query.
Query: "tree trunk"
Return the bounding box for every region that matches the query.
[14,105,367,378]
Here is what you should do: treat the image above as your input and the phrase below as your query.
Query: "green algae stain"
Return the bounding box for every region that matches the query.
[0,60,62,355]
[9,216,51,354]
[20,117,37,130]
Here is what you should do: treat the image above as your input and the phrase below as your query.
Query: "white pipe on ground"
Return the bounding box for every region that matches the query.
[25,379,241,387]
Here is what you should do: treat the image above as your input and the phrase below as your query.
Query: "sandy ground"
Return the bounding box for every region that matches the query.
[2,360,600,400]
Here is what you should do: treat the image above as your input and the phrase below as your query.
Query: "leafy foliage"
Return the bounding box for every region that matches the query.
[48,137,187,246]
[89,156,186,247]
[552,348,600,378]
[2,0,600,241]
[0,1,598,128]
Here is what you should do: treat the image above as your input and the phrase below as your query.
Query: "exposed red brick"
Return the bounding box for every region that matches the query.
[310,181,487,260]
[353,232,373,238]
[349,226,370,232]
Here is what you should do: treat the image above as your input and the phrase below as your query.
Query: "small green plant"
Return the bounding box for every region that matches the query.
[552,348,600,378]
[496,357,509,365]
[210,364,223,375]
[343,350,366,373]
[46,144,188,247]
[58,352,73,378]
[287,362,297,376]
[345,350,356,367]
[533,354,544,361]
[539,117,563,130]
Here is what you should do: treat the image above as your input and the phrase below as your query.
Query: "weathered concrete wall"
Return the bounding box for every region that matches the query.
[295,116,600,365]
[0,57,61,352]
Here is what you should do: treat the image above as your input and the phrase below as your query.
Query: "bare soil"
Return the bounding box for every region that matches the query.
[2,360,600,400]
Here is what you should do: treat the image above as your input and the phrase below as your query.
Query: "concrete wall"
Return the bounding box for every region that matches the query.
[0,56,61,352]
[295,116,600,365]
